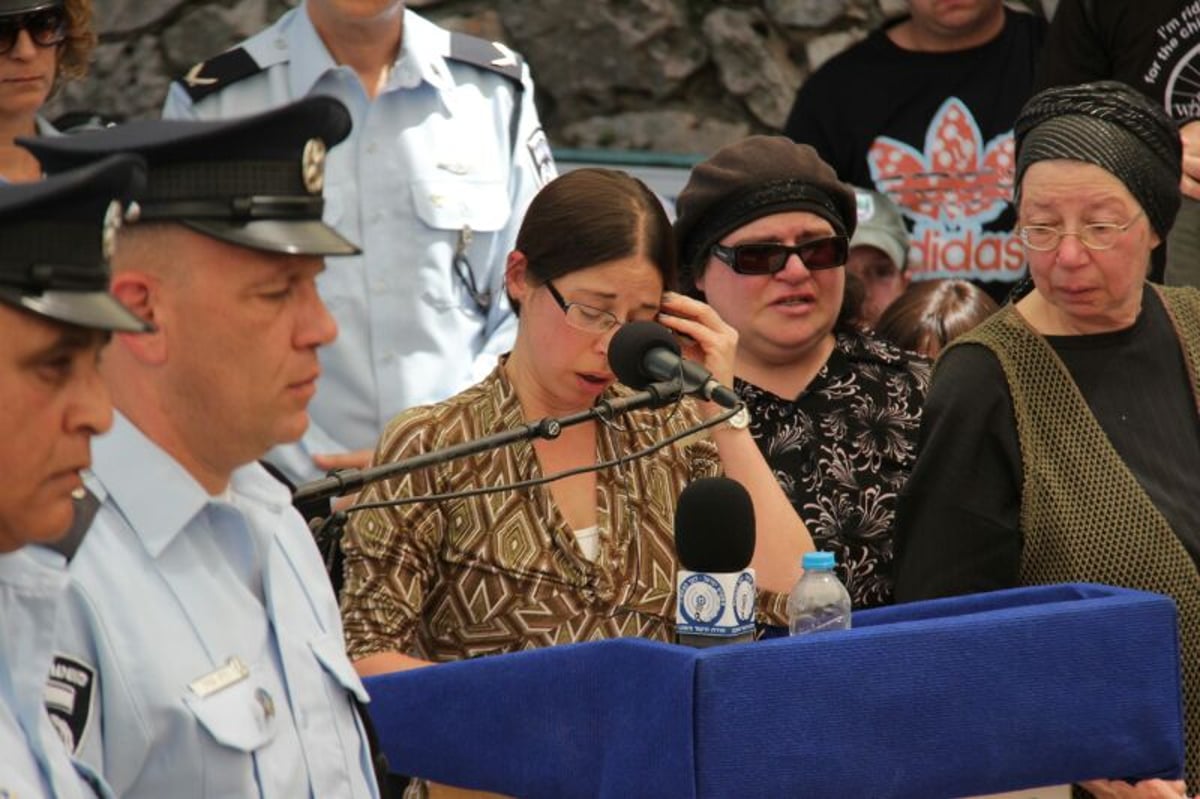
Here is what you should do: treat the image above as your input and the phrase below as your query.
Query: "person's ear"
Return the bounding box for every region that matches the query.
[109,270,167,365]
[505,250,531,307]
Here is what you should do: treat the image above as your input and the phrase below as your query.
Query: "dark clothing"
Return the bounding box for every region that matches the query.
[738,329,930,609]
[894,285,1200,601]
[1035,0,1196,118]
[893,284,1200,789]
[784,9,1046,300]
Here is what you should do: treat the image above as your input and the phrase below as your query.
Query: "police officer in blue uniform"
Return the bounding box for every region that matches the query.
[23,97,381,799]
[0,153,148,798]
[163,0,557,483]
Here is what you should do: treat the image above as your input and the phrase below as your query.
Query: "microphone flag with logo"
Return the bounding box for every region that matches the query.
[674,476,757,648]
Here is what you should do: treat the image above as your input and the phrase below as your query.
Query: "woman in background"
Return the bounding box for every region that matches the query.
[875,278,999,358]
[0,0,93,181]
[674,136,930,609]
[895,81,1200,797]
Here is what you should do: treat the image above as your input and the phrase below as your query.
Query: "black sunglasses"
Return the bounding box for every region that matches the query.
[711,236,849,274]
[0,6,67,55]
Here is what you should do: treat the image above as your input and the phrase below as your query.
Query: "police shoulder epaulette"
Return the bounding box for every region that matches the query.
[176,46,265,103]
[445,31,523,84]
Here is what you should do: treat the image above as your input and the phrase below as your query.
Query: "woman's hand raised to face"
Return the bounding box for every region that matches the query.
[654,291,739,394]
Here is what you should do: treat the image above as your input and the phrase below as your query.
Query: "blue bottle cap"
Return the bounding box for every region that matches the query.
[802,551,836,570]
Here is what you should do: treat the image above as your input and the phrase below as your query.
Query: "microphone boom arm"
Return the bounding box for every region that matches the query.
[292,379,685,506]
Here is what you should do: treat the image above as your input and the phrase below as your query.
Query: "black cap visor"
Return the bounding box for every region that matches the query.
[0,0,62,14]
[183,218,361,257]
[1,288,151,333]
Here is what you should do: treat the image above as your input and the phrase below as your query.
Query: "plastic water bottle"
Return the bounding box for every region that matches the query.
[787,551,852,636]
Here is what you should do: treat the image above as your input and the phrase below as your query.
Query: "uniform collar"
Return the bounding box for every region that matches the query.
[0,546,68,594]
[88,412,292,558]
[290,4,453,98]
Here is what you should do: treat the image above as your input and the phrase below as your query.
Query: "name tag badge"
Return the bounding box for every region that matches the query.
[188,656,250,698]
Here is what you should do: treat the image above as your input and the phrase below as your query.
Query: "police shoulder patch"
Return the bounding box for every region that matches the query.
[445,31,523,84]
[176,47,265,103]
[45,654,96,755]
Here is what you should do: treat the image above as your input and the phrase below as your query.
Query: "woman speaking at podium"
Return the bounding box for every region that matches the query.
[340,168,812,675]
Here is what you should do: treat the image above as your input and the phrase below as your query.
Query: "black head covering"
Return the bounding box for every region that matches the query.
[674,136,856,292]
[1014,80,1182,239]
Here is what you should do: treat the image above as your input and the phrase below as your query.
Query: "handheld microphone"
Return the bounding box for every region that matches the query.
[674,476,757,648]
[609,321,741,409]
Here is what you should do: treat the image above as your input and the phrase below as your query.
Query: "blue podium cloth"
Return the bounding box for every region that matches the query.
[363,584,1184,798]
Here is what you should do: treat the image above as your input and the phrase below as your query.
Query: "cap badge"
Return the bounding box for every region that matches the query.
[302,138,327,195]
[102,200,123,262]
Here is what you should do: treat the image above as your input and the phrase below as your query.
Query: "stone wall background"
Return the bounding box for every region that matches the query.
[46,0,1049,157]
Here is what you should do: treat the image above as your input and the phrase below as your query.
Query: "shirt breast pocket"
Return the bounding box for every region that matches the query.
[182,676,278,752]
[411,178,512,312]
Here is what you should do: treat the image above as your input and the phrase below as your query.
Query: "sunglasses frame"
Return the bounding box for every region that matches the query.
[710,235,850,275]
[0,5,68,56]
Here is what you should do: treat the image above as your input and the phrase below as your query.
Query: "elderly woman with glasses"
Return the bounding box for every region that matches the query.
[0,0,92,182]
[674,137,930,610]
[341,168,812,675]
[894,81,1200,796]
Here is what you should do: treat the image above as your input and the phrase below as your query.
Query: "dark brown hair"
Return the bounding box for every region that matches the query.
[58,0,95,82]
[510,168,676,313]
[875,279,999,358]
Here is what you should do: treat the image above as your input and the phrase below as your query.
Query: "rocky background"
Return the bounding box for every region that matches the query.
[47,0,1051,157]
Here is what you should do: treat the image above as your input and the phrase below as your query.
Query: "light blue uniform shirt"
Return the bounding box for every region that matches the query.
[0,547,108,799]
[50,413,379,799]
[163,4,555,483]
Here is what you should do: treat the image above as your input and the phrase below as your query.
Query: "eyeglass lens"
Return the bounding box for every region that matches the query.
[0,8,67,55]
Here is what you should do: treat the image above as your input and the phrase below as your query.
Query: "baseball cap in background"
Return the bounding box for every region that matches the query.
[0,153,150,333]
[20,95,361,258]
[851,187,909,273]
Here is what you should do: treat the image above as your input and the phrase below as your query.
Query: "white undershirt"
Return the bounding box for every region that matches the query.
[574,525,600,562]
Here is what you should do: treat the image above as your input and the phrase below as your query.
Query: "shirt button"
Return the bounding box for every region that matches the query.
[366,142,378,154]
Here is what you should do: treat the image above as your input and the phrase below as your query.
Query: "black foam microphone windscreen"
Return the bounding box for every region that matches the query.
[608,320,679,390]
[674,477,756,573]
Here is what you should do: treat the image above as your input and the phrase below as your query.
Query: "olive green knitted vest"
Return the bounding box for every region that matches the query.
[949,285,1200,786]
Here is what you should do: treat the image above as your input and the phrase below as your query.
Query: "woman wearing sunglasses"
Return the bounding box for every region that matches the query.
[894,82,1200,797]
[0,0,90,182]
[675,137,930,610]
[341,168,812,677]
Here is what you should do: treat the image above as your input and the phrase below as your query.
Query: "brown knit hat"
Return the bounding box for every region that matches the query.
[1014,80,1182,239]
[674,136,857,289]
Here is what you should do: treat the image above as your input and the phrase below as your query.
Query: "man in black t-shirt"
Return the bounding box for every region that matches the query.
[1036,0,1200,287]
[784,0,1046,302]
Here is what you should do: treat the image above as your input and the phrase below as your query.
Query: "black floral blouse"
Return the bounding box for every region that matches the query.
[737,330,930,609]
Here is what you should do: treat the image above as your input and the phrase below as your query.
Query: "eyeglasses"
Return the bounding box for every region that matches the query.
[710,236,849,275]
[545,280,623,335]
[1018,211,1145,252]
[0,6,67,56]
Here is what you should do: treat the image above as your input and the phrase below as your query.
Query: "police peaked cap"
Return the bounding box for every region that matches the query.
[0,154,150,332]
[22,95,361,257]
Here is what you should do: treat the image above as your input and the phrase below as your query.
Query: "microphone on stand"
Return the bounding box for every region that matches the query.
[674,476,757,648]
[608,320,741,409]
